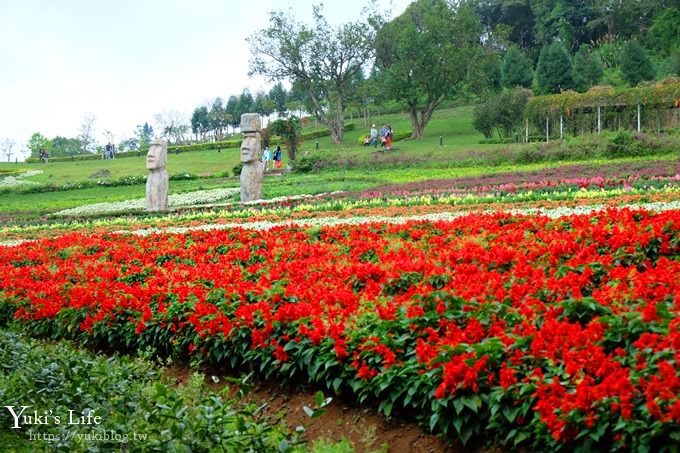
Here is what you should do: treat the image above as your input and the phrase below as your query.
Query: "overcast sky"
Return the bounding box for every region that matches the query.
[0,0,411,158]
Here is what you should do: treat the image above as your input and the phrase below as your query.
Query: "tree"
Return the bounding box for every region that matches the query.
[248,4,378,144]
[536,43,574,94]
[467,48,503,96]
[671,49,680,76]
[502,45,533,88]
[375,0,482,139]
[51,136,82,157]
[225,95,240,130]
[268,117,302,161]
[268,82,288,113]
[472,102,495,138]
[155,109,190,144]
[253,91,276,118]
[532,0,600,52]
[474,0,536,51]
[572,45,603,92]
[136,122,154,148]
[190,107,209,141]
[77,113,97,154]
[26,132,50,158]
[2,138,15,162]
[118,138,139,151]
[620,40,655,86]
[472,87,533,138]
[647,7,680,56]
[235,89,254,122]
[208,98,231,140]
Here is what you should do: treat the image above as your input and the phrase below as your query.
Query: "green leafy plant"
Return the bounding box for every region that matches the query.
[302,391,333,419]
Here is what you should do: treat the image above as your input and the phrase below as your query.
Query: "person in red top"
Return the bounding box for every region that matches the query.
[273,145,282,169]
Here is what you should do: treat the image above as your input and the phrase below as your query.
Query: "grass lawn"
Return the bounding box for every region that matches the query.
[1,105,677,219]
[0,148,241,184]
[0,107,491,185]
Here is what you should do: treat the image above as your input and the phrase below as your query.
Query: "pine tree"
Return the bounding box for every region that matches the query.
[536,43,574,94]
[502,46,533,88]
[572,45,603,92]
[620,41,655,86]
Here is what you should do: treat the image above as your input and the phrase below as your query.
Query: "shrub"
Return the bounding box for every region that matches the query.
[232,161,244,176]
[473,102,495,138]
[292,156,326,173]
[478,138,516,144]
[599,67,628,87]
[0,330,302,451]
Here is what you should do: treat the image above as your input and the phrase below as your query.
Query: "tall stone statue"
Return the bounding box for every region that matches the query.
[240,113,263,202]
[146,139,169,211]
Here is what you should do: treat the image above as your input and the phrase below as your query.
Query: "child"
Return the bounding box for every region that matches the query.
[380,124,388,148]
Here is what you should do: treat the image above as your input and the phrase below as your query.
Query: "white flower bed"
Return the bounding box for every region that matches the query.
[115,200,680,237]
[53,188,240,216]
[0,170,43,187]
[240,191,346,206]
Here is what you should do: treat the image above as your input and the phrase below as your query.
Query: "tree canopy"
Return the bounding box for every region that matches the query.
[502,45,534,88]
[572,45,603,92]
[620,40,655,87]
[375,0,482,139]
[536,43,574,94]
[247,4,378,144]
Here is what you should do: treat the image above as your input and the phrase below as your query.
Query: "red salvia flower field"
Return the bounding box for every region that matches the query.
[1,208,679,449]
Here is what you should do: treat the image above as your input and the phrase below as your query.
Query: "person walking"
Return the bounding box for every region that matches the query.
[273,145,282,169]
[262,145,272,172]
[385,126,394,150]
[369,124,378,147]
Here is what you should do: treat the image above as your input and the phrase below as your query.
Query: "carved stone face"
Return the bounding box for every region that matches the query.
[240,134,259,163]
[146,140,167,170]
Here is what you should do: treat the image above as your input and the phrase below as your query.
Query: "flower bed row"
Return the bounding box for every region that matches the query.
[1,208,679,449]
[3,186,680,243]
[357,159,680,199]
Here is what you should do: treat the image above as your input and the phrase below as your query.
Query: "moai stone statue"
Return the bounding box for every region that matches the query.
[239,113,263,202]
[146,139,169,211]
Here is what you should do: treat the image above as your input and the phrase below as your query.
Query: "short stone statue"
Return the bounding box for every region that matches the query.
[239,113,263,202]
[146,139,169,211]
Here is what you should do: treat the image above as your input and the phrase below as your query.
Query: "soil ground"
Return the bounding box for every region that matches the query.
[166,366,464,453]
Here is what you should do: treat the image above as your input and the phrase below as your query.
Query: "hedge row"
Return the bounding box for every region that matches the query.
[0,172,216,196]
[479,135,548,144]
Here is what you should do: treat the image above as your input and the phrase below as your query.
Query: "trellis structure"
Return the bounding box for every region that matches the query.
[523,78,680,142]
